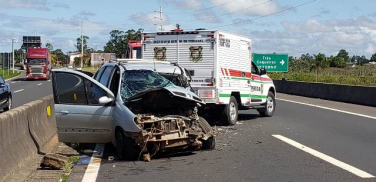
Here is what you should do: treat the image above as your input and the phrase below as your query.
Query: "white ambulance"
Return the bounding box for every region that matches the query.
[141,29,276,125]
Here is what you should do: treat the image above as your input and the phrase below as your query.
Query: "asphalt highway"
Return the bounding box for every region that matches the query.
[6,72,376,182]
[71,94,376,182]
[7,71,52,108]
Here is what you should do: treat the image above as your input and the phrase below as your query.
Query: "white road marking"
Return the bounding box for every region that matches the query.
[11,82,17,84]
[14,89,24,93]
[82,144,105,182]
[47,80,51,82]
[277,98,376,120]
[37,83,43,86]
[273,135,375,178]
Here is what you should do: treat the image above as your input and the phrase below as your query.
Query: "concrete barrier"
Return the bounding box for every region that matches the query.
[26,95,59,155]
[273,79,376,107]
[0,106,38,182]
[0,95,58,182]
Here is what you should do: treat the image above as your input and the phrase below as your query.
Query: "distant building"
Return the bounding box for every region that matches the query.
[364,61,376,66]
[346,62,356,68]
[68,52,82,66]
[90,53,116,67]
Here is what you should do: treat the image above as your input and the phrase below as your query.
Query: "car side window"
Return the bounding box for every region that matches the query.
[251,62,258,74]
[85,79,108,105]
[55,72,108,105]
[94,66,106,82]
[0,76,4,84]
[99,67,113,87]
[55,73,87,104]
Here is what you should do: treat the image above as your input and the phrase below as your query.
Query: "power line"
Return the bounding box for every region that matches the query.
[171,0,273,22]
[165,0,237,14]
[212,0,318,29]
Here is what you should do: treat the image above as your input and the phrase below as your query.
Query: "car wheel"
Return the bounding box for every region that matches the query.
[116,129,138,161]
[258,91,276,117]
[4,95,12,111]
[221,96,238,125]
[202,136,216,150]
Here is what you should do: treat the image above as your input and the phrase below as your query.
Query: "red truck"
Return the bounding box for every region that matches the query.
[26,48,51,80]
[125,40,142,59]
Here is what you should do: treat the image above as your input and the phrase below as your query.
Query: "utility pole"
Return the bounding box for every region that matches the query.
[154,6,163,31]
[12,38,15,74]
[80,22,84,68]
[159,6,163,31]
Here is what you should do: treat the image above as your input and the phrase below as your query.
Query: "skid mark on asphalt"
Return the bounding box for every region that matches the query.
[82,144,105,182]
[277,98,376,120]
[273,134,375,179]
[14,89,24,93]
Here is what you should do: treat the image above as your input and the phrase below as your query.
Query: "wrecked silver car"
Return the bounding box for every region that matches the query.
[52,63,215,161]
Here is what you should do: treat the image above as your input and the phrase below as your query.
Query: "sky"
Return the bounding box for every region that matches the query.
[0,0,375,58]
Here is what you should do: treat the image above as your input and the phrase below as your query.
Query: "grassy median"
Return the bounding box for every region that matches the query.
[0,69,21,80]
[268,67,376,87]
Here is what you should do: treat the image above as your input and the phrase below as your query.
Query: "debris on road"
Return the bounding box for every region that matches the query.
[40,153,69,170]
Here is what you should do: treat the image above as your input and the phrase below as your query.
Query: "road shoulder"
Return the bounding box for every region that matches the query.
[277,93,376,118]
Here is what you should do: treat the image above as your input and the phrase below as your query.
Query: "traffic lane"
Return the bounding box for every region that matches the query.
[260,100,376,178]
[95,112,360,182]
[12,80,52,108]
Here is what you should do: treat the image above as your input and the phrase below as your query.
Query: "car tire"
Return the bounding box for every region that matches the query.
[116,129,139,161]
[4,95,12,111]
[221,96,238,125]
[258,91,276,117]
[202,136,216,150]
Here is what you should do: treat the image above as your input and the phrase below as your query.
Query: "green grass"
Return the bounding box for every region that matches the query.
[82,66,100,73]
[0,69,21,80]
[61,156,80,182]
[269,71,376,86]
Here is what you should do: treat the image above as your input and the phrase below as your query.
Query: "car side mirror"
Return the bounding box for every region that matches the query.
[0,83,4,87]
[99,96,114,104]
[260,68,267,75]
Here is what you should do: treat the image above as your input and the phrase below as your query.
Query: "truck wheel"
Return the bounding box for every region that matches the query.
[4,95,12,111]
[202,136,216,150]
[116,129,138,161]
[221,96,238,125]
[258,91,276,117]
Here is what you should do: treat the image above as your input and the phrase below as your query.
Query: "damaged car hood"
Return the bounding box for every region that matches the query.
[126,86,205,105]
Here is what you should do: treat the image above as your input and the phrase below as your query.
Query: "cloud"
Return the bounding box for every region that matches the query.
[53,3,69,9]
[246,16,376,58]
[193,9,222,24]
[166,0,203,10]
[130,12,176,31]
[0,0,50,11]
[365,44,375,55]
[210,0,282,16]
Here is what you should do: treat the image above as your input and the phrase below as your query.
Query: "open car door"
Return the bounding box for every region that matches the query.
[52,69,115,143]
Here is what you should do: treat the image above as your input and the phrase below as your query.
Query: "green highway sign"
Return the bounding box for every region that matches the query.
[253,53,289,72]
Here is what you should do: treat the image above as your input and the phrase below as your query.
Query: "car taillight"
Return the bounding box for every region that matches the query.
[198,90,215,98]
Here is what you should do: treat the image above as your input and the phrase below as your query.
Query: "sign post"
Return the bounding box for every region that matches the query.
[253,53,289,72]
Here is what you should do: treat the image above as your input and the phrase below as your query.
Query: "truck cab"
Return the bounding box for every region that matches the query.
[26,48,51,80]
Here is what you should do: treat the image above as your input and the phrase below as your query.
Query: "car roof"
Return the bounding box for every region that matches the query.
[106,59,184,75]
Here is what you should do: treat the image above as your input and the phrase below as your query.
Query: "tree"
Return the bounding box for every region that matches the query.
[370,53,376,62]
[46,43,53,51]
[329,56,346,68]
[51,49,68,64]
[336,49,349,62]
[310,53,328,82]
[104,28,143,58]
[76,36,89,52]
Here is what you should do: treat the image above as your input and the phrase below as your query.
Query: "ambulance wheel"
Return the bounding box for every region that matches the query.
[258,91,276,117]
[221,96,238,125]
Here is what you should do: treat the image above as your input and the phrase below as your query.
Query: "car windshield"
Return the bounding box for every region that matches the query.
[120,70,174,99]
[27,59,46,64]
